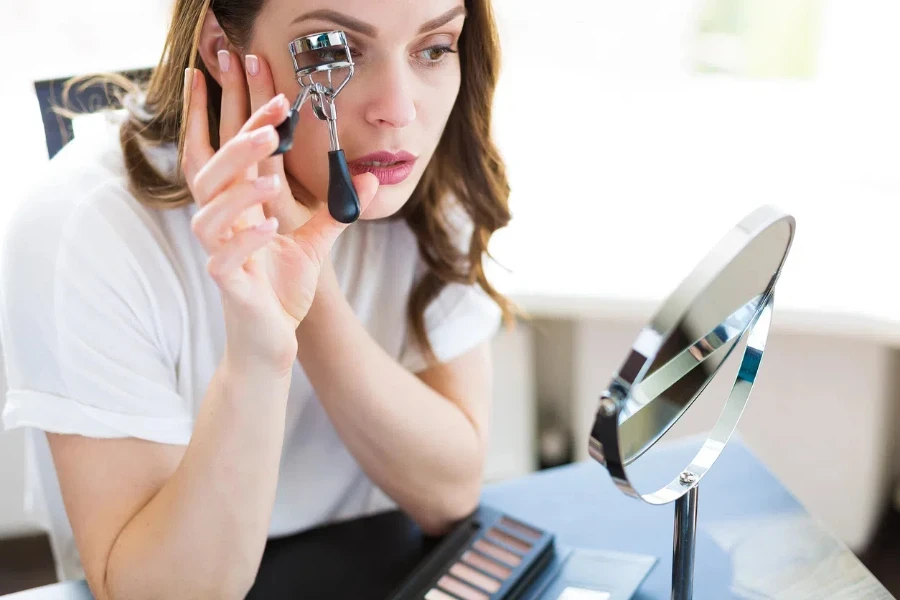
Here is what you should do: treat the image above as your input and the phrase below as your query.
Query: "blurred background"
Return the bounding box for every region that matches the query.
[1,0,899,595]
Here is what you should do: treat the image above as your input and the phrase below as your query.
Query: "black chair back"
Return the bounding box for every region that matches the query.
[33,68,153,159]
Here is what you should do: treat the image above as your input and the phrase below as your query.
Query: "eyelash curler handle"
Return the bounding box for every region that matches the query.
[271,97,360,223]
[273,110,299,155]
[327,150,361,224]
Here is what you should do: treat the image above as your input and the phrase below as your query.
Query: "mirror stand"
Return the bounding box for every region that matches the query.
[587,208,796,600]
[672,484,699,600]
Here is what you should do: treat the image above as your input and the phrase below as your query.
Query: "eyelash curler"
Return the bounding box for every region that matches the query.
[272,30,360,224]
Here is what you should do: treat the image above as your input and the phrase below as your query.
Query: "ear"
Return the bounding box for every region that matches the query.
[196,10,237,87]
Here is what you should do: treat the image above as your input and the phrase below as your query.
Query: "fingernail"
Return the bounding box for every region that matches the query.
[268,94,287,114]
[245,54,260,76]
[217,50,231,73]
[254,175,280,190]
[256,217,278,233]
[251,125,276,146]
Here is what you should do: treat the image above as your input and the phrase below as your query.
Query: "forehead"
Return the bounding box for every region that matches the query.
[263,0,466,38]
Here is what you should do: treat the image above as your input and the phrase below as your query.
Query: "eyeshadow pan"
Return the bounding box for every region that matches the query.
[424,589,459,600]
[461,550,512,579]
[387,506,556,600]
[487,527,532,553]
[473,538,522,567]
[499,516,543,540]
[438,575,490,600]
[450,562,502,593]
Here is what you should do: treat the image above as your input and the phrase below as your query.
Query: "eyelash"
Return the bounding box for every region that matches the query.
[346,45,458,68]
[416,45,458,67]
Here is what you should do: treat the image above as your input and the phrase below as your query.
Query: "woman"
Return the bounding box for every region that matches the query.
[0,0,513,597]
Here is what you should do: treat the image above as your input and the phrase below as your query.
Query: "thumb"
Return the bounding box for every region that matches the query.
[350,172,379,217]
[291,173,379,263]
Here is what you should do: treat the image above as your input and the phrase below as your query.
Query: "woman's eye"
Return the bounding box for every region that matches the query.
[417,46,457,66]
[314,49,338,64]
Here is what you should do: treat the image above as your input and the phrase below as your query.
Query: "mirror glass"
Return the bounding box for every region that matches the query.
[615,217,793,470]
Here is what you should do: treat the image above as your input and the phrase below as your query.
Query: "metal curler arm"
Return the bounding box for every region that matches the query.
[272,86,312,156]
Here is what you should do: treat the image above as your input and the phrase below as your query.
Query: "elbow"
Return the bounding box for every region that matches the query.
[174,562,259,600]
[101,577,254,600]
[99,561,257,600]
[197,573,257,600]
[415,480,482,537]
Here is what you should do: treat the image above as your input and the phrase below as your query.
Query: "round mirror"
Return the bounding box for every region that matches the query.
[588,205,795,504]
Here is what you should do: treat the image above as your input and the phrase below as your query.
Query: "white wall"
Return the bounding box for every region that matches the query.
[0,340,37,537]
[0,430,32,537]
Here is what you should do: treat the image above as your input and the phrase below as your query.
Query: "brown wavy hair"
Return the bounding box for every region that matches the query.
[79,0,517,364]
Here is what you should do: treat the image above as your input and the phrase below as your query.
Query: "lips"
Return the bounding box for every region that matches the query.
[347,150,417,186]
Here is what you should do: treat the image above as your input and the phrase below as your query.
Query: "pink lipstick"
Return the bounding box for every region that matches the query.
[347,151,417,186]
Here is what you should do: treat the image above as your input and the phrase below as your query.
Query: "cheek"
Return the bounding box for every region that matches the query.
[422,69,462,147]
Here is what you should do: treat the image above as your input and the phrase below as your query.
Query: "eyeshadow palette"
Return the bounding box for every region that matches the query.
[388,506,556,600]
[244,503,655,599]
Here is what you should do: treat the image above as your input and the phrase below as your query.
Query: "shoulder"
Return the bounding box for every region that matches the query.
[0,119,194,352]
[2,119,187,285]
[0,121,197,443]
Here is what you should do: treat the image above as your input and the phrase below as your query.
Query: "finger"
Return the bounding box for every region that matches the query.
[245,54,289,179]
[190,175,282,251]
[192,114,283,205]
[291,174,379,264]
[182,68,214,186]
[232,89,290,138]
[216,49,250,146]
[245,54,279,119]
[207,217,279,283]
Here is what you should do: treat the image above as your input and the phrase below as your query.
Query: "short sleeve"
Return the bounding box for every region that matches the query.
[399,280,502,373]
[0,185,192,445]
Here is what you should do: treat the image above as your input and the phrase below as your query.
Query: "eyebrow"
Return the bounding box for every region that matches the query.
[417,6,467,34]
[290,9,376,36]
[290,6,467,38]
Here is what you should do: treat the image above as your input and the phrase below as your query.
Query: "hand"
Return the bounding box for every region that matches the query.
[234,52,377,305]
[181,54,377,373]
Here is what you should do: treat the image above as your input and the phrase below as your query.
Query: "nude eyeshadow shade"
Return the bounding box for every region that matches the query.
[387,506,556,600]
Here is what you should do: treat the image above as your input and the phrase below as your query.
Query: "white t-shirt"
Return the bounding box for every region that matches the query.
[0,117,501,581]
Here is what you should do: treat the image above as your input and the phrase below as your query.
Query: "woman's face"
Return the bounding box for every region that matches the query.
[249,0,465,220]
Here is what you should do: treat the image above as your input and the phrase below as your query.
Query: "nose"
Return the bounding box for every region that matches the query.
[363,59,417,129]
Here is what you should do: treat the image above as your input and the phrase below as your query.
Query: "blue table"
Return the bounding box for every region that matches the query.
[483,437,891,599]
[3,438,890,599]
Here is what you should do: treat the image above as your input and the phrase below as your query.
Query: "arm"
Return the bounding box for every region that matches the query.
[48,358,292,600]
[218,48,488,534]
[45,58,377,600]
[295,263,494,535]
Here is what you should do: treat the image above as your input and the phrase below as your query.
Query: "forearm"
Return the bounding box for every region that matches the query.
[296,272,484,534]
[104,357,291,600]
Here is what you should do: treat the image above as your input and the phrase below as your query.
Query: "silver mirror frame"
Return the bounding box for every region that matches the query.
[588,205,795,505]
